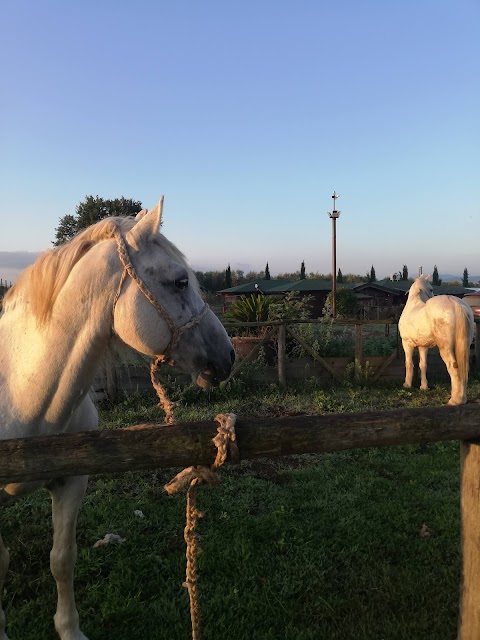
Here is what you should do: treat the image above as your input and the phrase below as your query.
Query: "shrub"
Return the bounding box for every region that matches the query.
[224,294,274,335]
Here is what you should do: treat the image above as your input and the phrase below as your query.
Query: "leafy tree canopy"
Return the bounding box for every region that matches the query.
[194,270,226,293]
[324,287,358,319]
[53,195,143,245]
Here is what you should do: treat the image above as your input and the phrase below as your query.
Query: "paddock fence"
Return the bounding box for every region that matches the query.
[93,318,480,399]
[1,403,480,638]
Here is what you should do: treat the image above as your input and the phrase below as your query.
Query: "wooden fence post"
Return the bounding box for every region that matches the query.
[277,324,286,387]
[355,323,363,380]
[458,441,480,639]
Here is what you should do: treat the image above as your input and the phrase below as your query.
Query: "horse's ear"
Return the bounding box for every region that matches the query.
[425,274,431,281]
[134,209,148,221]
[126,197,164,249]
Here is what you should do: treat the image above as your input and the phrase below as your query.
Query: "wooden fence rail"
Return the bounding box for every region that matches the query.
[0,403,479,483]
[2,403,480,638]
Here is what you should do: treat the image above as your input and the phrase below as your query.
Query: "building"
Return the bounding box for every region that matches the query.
[219,278,475,320]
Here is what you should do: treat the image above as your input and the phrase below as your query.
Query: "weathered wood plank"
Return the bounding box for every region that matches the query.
[371,351,398,382]
[1,404,480,483]
[226,327,276,382]
[458,441,480,640]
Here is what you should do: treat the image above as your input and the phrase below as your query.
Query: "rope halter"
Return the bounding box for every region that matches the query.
[111,229,209,360]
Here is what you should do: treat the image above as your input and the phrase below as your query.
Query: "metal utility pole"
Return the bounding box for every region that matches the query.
[327,191,341,317]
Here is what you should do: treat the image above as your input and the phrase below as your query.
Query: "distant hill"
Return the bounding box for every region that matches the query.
[440,274,480,285]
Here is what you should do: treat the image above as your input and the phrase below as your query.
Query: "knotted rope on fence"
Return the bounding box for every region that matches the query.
[164,413,239,640]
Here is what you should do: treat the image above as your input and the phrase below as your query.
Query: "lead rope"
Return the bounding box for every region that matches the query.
[164,413,239,640]
[110,229,236,637]
[150,358,177,424]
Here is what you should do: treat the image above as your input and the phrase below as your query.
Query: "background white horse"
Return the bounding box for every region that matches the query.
[0,198,234,640]
[398,275,474,405]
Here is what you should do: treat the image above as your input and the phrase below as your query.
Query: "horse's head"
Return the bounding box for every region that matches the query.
[408,275,434,303]
[112,199,234,387]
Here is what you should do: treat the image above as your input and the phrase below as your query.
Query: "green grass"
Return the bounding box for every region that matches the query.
[3,378,480,639]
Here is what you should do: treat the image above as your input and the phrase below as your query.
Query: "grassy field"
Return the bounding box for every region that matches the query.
[3,376,480,640]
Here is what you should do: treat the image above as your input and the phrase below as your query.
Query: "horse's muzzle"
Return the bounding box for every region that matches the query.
[195,349,235,389]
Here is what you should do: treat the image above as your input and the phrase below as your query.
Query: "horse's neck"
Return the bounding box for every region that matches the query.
[407,292,428,308]
[0,244,119,434]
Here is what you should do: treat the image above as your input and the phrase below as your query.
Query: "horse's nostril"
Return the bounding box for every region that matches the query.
[230,349,236,365]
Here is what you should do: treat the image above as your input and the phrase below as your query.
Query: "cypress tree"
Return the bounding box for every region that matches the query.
[300,261,306,280]
[225,264,232,288]
[463,268,469,288]
[265,262,271,280]
[402,265,408,280]
[337,268,343,283]
[432,265,440,286]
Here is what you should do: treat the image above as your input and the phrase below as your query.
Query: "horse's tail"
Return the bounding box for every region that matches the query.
[455,302,474,386]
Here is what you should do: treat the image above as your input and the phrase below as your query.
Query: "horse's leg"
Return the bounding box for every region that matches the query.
[0,532,10,640]
[402,341,414,388]
[438,344,463,405]
[47,476,89,640]
[418,346,429,390]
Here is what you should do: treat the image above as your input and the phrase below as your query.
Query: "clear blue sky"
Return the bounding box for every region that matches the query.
[1,0,478,283]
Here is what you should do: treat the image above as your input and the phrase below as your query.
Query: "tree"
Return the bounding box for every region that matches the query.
[194,270,225,293]
[402,265,408,280]
[225,265,232,289]
[463,268,469,288]
[233,269,245,285]
[53,195,143,245]
[367,265,376,283]
[264,262,271,280]
[432,265,442,286]
[337,268,344,284]
[300,261,306,280]
[324,287,358,319]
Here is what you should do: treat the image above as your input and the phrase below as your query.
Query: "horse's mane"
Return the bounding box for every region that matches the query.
[3,217,139,323]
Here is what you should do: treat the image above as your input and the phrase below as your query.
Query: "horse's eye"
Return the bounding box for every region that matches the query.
[175,278,189,290]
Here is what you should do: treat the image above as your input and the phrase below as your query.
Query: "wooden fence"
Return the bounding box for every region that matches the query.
[225,318,402,386]
[96,318,480,399]
[224,318,480,386]
[2,403,480,637]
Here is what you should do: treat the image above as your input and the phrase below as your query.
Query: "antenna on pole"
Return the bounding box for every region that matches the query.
[327,191,342,318]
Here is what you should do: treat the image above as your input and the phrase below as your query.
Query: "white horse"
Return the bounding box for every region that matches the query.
[398,275,474,405]
[0,198,234,640]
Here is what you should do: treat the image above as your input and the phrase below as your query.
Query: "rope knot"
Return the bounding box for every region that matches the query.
[164,413,238,640]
